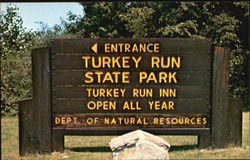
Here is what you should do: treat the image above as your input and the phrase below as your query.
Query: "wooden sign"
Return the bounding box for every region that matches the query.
[19,39,242,155]
[51,38,211,134]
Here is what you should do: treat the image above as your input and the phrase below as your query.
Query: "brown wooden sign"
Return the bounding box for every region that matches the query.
[50,38,211,134]
[19,39,242,156]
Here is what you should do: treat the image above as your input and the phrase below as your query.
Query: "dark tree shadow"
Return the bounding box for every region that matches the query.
[169,144,197,152]
[68,147,111,153]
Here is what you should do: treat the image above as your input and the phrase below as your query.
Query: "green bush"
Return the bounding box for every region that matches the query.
[0,5,74,116]
[1,5,34,116]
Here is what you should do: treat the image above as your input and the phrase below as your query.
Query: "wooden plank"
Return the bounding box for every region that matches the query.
[49,38,212,138]
[197,45,213,149]
[249,54,250,106]
[198,135,212,149]
[211,47,230,148]
[52,70,210,86]
[19,99,34,156]
[54,86,210,99]
[52,99,210,113]
[52,55,210,71]
[52,134,64,153]
[51,38,211,55]
[18,48,53,156]
[53,113,209,128]
[53,128,210,135]
[228,98,242,147]
[52,38,90,54]
[31,48,52,153]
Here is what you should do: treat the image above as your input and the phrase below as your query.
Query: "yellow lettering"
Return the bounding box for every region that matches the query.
[172,56,181,68]
[104,43,110,52]
[87,101,116,110]
[151,56,160,68]
[122,56,130,68]
[132,56,142,68]
[103,43,160,53]
[132,44,139,52]
[84,72,94,83]
[124,43,130,52]
[82,56,90,68]
[151,56,181,68]
[55,117,61,124]
[102,56,111,68]
[154,43,160,52]
[159,88,176,97]
[169,72,177,83]
[148,101,175,110]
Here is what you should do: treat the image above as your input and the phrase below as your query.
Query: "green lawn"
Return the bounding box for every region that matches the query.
[1,112,250,160]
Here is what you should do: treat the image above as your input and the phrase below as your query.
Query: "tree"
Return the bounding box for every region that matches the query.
[0,5,77,116]
[64,2,249,107]
[0,5,34,116]
[1,2,248,116]
[33,21,76,47]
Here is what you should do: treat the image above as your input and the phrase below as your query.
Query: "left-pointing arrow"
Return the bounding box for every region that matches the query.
[91,43,98,53]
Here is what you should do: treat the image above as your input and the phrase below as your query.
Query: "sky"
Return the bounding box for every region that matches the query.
[0,3,83,31]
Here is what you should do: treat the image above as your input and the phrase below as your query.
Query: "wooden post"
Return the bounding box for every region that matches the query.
[249,54,250,106]
[198,45,213,149]
[180,45,242,149]
[18,48,52,155]
[51,39,65,152]
[198,46,231,149]
[18,98,34,156]
[198,135,212,149]
[52,134,64,152]
[228,98,242,147]
[211,47,230,148]
[32,47,52,153]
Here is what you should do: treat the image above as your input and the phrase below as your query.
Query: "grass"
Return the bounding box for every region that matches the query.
[1,112,250,160]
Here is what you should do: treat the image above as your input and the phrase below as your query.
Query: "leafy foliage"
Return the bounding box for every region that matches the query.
[34,21,77,47]
[64,2,249,107]
[1,2,249,116]
[1,5,34,116]
[1,5,75,116]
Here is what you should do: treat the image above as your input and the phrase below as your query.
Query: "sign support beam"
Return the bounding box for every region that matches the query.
[19,48,52,155]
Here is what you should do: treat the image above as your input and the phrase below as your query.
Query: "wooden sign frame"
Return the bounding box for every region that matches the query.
[19,38,240,156]
[51,38,211,135]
